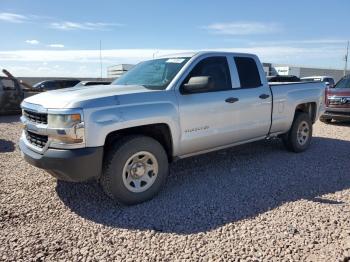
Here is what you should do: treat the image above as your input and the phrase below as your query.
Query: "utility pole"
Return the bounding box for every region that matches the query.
[345,41,349,76]
[99,40,103,80]
[152,50,159,59]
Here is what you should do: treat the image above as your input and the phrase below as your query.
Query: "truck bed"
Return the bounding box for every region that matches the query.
[269,81,325,134]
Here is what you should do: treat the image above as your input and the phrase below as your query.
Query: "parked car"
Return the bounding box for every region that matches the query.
[74,81,111,87]
[19,51,325,205]
[267,75,300,82]
[0,76,39,115]
[320,74,350,123]
[33,79,80,91]
[301,76,335,88]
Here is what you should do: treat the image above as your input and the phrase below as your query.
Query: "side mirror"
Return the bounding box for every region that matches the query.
[325,82,335,88]
[182,76,212,94]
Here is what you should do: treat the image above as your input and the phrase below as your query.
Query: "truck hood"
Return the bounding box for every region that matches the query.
[327,88,350,97]
[23,84,154,109]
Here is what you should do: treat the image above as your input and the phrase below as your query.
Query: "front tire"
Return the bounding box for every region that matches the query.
[100,135,169,205]
[282,112,313,153]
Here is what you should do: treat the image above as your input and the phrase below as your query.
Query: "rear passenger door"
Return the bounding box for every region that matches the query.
[227,56,272,141]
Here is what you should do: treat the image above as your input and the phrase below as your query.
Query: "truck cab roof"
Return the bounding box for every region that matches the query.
[160,51,256,59]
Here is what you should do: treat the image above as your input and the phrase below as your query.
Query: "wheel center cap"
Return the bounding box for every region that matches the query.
[131,163,145,177]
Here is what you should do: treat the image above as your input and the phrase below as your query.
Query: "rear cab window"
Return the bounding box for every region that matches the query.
[234,57,262,88]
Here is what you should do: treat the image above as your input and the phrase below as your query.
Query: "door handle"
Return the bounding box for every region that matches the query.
[225,97,239,103]
[259,94,270,99]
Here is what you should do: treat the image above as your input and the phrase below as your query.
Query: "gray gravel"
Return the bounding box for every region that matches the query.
[1,115,350,261]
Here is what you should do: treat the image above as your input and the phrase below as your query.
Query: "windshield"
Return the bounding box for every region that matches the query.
[33,81,45,88]
[334,75,350,89]
[112,57,190,90]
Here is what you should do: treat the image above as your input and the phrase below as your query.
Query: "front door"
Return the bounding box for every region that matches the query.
[176,56,241,155]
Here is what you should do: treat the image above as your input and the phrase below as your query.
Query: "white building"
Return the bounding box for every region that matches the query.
[107,64,134,79]
[271,64,349,82]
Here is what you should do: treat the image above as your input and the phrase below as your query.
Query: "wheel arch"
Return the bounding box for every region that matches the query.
[104,123,174,162]
[294,102,317,123]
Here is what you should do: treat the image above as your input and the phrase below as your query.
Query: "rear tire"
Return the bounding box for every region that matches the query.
[100,135,169,205]
[282,112,313,153]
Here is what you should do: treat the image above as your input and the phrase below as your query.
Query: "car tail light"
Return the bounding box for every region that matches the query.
[325,87,329,105]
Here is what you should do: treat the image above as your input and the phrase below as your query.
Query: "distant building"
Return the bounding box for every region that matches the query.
[107,64,134,78]
[267,64,349,82]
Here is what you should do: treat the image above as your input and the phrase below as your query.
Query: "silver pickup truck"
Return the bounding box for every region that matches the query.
[19,51,325,205]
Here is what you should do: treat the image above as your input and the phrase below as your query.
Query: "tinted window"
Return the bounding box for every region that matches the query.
[85,81,111,86]
[85,82,100,86]
[1,79,16,90]
[234,57,262,88]
[43,81,59,90]
[62,80,79,88]
[182,56,232,92]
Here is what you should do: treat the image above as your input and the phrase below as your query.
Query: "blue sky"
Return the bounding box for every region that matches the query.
[0,0,349,77]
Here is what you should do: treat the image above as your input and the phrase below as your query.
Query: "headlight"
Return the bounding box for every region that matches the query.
[48,113,81,128]
[47,113,85,145]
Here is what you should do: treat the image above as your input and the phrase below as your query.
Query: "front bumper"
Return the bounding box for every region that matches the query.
[321,107,350,120]
[19,138,103,182]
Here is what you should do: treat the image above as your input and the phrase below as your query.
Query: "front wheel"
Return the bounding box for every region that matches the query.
[100,136,169,205]
[282,112,313,153]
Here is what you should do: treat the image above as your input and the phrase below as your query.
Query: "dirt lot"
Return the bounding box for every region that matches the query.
[0,115,349,261]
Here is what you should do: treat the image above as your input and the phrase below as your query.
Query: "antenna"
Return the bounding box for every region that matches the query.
[345,41,349,77]
[99,40,103,80]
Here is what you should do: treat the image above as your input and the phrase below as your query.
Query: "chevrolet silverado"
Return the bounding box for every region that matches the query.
[19,51,325,204]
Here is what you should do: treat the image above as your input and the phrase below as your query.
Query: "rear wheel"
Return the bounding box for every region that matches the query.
[100,135,169,205]
[282,112,313,153]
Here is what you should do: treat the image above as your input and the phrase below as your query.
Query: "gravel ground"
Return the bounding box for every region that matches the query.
[0,115,350,261]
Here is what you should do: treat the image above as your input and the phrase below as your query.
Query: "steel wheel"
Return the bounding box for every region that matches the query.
[122,151,159,193]
[297,120,310,146]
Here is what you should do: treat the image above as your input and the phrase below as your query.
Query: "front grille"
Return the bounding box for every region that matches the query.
[26,131,48,148]
[329,101,349,105]
[23,110,47,124]
[328,97,350,105]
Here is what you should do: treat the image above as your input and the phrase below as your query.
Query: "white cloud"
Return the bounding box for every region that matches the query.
[0,46,344,65]
[0,12,123,32]
[48,44,65,48]
[0,49,190,63]
[0,12,27,23]
[50,21,123,31]
[249,39,349,46]
[204,22,282,35]
[0,44,346,77]
[25,39,40,45]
